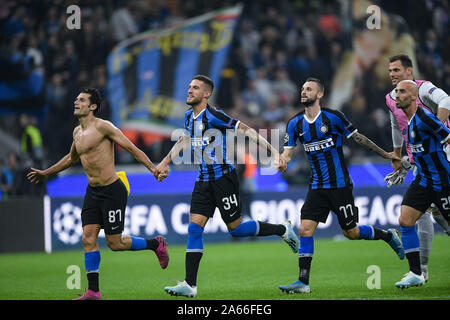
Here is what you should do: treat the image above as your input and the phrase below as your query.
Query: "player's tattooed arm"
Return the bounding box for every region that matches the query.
[352,132,400,161]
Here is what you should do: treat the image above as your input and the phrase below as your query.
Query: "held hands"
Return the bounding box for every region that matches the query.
[154,161,170,182]
[275,154,288,173]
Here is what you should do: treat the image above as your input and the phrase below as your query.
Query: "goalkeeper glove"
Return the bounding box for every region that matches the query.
[384,156,411,188]
[444,144,450,162]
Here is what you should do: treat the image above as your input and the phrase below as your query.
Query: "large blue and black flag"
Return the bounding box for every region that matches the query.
[106,5,243,144]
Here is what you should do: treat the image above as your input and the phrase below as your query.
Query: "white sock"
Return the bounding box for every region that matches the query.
[433,213,450,234]
[417,212,434,267]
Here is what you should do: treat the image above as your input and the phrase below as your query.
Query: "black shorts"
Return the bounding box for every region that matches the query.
[190,170,242,223]
[402,178,450,221]
[81,178,128,235]
[301,186,359,230]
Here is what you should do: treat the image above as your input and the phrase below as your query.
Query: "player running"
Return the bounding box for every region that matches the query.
[27,88,169,300]
[384,54,450,281]
[156,75,299,298]
[277,78,403,294]
[393,80,450,289]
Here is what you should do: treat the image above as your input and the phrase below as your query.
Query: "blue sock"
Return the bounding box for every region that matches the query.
[186,223,204,286]
[85,251,101,292]
[130,236,147,251]
[299,236,314,257]
[229,220,258,237]
[400,226,420,254]
[358,225,374,240]
[187,222,204,252]
[298,237,314,285]
[85,251,100,272]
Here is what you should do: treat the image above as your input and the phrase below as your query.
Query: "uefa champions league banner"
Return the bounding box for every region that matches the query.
[106,5,243,139]
[45,186,410,252]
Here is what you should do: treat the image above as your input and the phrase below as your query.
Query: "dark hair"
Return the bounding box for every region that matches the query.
[192,75,214,93]
[389,54,413,68]
[305,77,324,93]
[80,88,102,115]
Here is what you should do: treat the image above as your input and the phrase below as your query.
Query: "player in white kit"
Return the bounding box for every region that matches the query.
[384,54,450,282]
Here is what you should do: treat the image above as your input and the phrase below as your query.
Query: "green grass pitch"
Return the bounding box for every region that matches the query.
[0,234,448,300]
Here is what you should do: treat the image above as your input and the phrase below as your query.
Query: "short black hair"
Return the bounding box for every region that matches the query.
[389,54,413,68]
[80,88,102,115]
[192,75,214,93]
[305,77,324,93]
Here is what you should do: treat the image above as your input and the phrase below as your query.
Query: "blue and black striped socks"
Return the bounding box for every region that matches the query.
[85,251,100,292]
[298,237,314,285]
[400,226,421,275]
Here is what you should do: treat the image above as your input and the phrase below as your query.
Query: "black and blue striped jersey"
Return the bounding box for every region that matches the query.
[284,107,358,189]
[184,104,239,182]
[407,107,450,191]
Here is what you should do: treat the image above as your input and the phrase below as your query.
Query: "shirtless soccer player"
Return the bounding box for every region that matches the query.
[27,88,169,300]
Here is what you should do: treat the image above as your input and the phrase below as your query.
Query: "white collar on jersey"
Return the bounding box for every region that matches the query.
[193,108,206,120]
[304,110,322,124]
[407,111,417,125]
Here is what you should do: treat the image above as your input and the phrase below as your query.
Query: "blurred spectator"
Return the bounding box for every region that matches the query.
[262,98,285,125]
[20,113,44,167]
[272,69,297,109]
[253,68,273,105]
[0,152,20,199]
[237,19,260,56]
[110,4,139,42]
[0,0,447,193]
[241,79,266,117]
[235,146,257,218]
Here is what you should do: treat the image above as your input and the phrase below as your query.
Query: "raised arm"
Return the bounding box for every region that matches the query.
[99,120,157,175]
[27,140,79,184]
[352,131,400,161]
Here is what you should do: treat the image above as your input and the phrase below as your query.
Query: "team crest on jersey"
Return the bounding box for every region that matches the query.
[284,133,289,143]
[410,130,415,138]
[320,124,328,134]
[198,123,204,130]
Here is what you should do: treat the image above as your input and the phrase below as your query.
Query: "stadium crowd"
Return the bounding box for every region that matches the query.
[0,0,449,197]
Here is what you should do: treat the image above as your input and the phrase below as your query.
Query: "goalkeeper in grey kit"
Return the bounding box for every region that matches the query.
[383,54,450,282]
